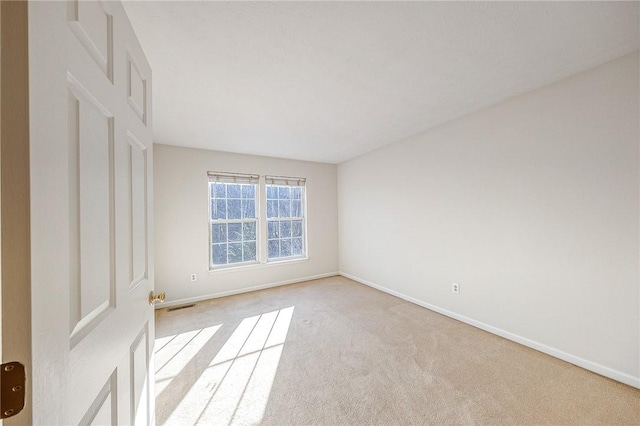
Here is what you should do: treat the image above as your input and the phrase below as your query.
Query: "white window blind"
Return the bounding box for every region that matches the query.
[265,175,306,186]
[208,171,260,184]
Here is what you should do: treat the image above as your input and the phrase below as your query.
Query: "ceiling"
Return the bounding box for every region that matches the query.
[123,1,639,164]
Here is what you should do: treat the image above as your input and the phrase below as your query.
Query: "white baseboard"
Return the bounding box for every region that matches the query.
[339,271,640,389]
[158,271,339,309]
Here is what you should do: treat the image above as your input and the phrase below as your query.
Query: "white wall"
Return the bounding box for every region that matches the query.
[338,52,640,387]
[154,144,339,305]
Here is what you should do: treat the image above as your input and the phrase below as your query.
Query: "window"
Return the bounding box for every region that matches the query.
[266,176,306,261]
[208,172,306,269]
[209,172,259,268]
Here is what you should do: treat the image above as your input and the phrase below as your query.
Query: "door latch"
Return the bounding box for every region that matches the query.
[149,291,166,305]
[1,362,25,419]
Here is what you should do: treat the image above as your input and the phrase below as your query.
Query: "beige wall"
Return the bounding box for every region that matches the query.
[154,144,339,305]
[338,52,640,387]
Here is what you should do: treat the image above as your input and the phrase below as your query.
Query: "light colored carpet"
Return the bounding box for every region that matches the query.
[154,276,640,425]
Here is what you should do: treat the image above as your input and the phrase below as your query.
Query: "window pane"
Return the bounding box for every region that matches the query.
[268,239,279,258]
[210,180,261,267]
[227,199,241,219]
[212,223,227,243]
[243,241,256,262]
[228,223,242,242]
[292,238,303,256]
[267,186,278,199]
[228,243,243,263]
[242,199,256,219]
[212,244,227,265]
[243,221,256,240]
[242,184,255,199]
[291,200,302,217]
[292,220,303,238]
[227,184,241,198]
[267,200,278,218]
[268,221,279,239]
[278,200,290,217]
[280,239,292,257]
[212,182,226,198]
[279,220,292,238]
[291,187,301,199]
[278,186,290,200]
[213,199,226,220]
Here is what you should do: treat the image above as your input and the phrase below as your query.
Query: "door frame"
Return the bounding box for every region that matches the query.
[1,1,32,424]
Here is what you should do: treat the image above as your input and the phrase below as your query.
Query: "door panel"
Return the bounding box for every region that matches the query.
[131,325,150,425]
[68,0,113,81]
[129,133,148,291]
[68,80,116,346]
[80,373,117,426]
[127,56,147,124]
[29,1,154,424]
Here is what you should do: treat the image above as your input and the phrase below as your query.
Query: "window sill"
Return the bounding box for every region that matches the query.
[208,256,309,274]
[209,260,260,272]
[266,255,308,265]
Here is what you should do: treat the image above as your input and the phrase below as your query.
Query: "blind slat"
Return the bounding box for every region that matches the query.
[208,172,259,184]
[265,175,306,186]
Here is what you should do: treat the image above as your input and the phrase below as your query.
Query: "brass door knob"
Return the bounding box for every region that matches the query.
[149,291,166,305]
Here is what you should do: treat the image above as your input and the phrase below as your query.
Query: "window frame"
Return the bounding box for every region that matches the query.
[265,176,307,263]
[208,173,261,270]
[207,172,308,272]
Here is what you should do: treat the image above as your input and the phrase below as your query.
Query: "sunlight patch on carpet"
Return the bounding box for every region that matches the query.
[164,306,295,425]
[155,325,222,396]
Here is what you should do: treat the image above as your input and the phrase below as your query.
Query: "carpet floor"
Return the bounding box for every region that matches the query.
[154,276,639,425]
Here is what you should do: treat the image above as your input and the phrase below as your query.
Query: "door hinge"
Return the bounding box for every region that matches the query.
[1,362,25,419]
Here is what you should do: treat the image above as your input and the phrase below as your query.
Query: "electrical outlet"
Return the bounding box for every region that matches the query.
[190,274,197,282]
[452,282,460,294]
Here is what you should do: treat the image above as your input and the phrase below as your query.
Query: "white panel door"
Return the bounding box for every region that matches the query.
[29,1,155,424]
